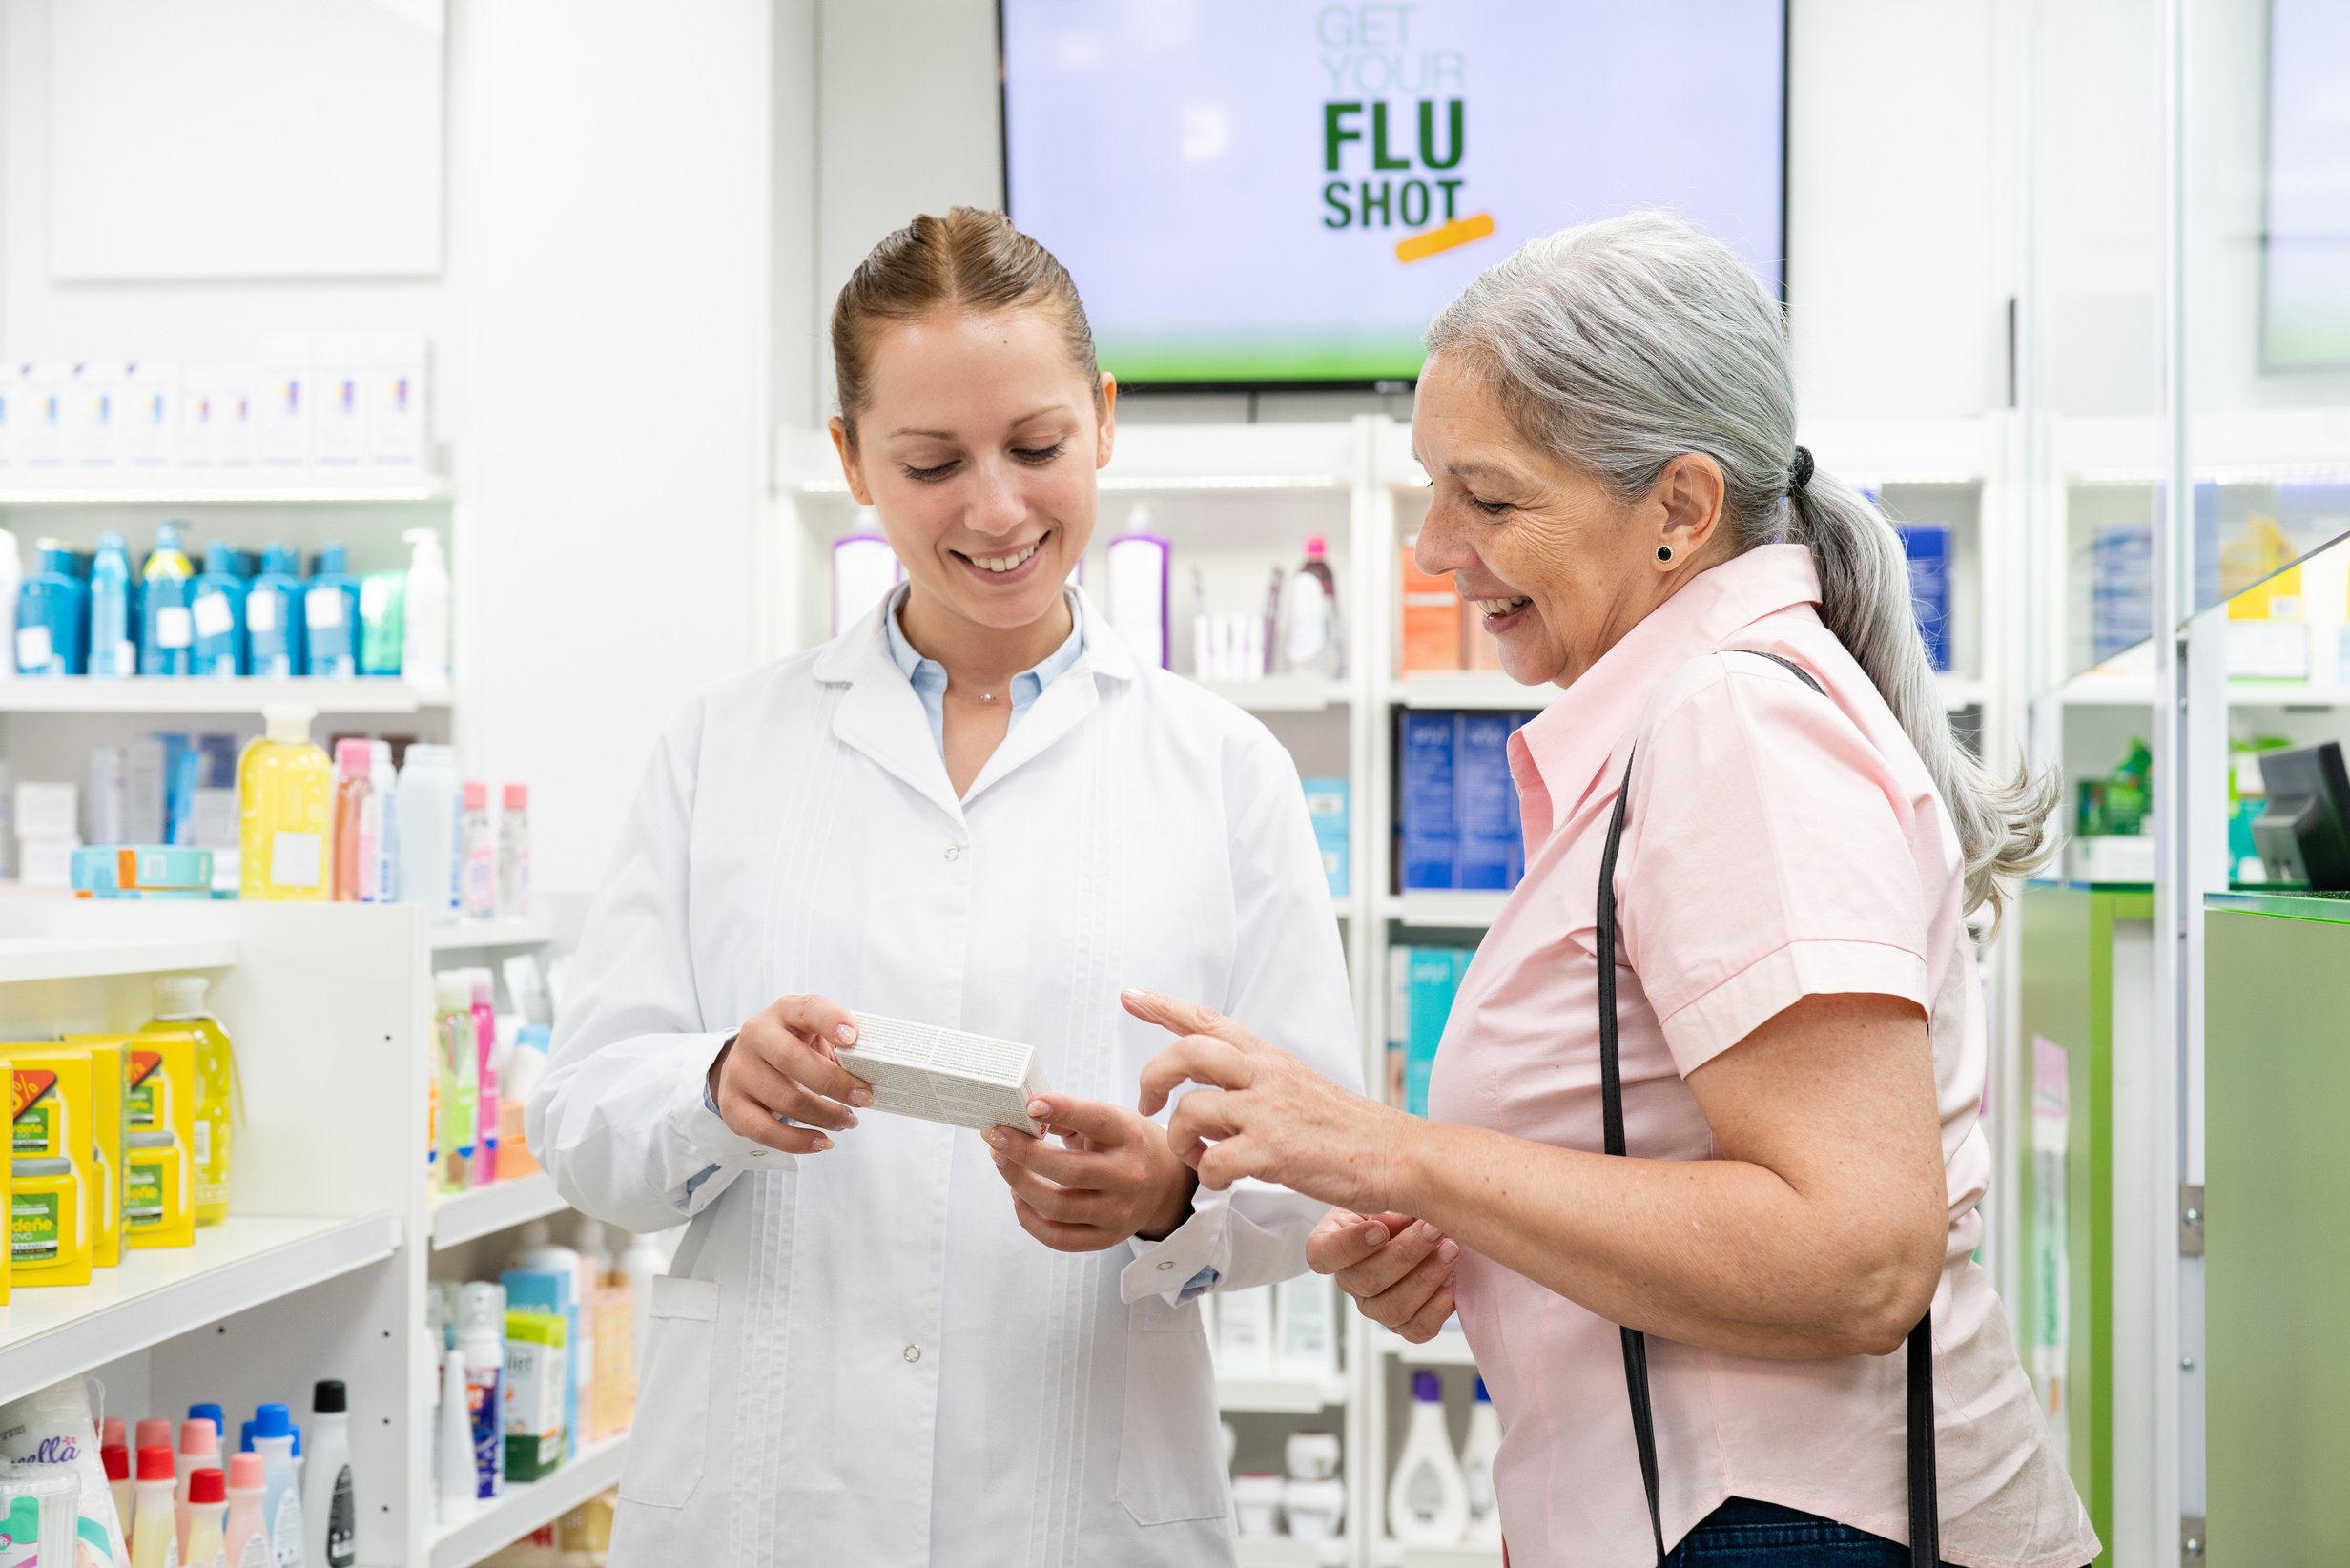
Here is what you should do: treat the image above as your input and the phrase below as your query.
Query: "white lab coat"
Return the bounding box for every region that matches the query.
[529,588,1361,1568]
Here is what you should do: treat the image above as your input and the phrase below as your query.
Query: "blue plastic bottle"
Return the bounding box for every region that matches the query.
[247,544,307,679]
[87,530,135,678]
[138,522,196,675]
[251,1400,306,1567]
[190,540,248,677]
[14,540,88,675]
[304,542,361,679]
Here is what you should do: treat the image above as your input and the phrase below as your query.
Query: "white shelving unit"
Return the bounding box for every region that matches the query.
[1240,1538,1351,1567]
[0,1212,398,1406]
[772,412,2009,1568]
[0,899,597,1568]
[427,1434,628,1568]
[429,1172,569,1251]
[0,481,450,507]
[0,678,451,715]
[1218,1373,1351,1415]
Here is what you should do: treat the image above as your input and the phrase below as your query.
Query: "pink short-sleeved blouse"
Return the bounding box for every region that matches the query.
[1424,545,2095,1568]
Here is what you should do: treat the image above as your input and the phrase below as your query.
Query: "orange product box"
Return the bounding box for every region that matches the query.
[1399,540,1463,675]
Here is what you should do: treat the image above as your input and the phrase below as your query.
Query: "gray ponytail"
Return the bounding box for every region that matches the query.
[1426,212,2057,921]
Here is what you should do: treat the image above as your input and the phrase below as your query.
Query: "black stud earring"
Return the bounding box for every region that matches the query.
[1656,545,1674,564]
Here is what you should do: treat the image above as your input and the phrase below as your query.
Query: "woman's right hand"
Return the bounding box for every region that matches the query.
[707,995,875,1156]
[1306,1207,1461,1342]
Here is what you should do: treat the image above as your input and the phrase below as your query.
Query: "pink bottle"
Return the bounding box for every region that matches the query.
[469,969,499,1183]
[222,1451,270,1568]
[332,738,377,902]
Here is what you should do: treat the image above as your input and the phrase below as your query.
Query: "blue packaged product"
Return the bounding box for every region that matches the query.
[1404,946,1468,1117]
[189,540,247,677]
[88,530,136,677]
[1301,776,1350,898]
[1896,524,1951,673]
[1399,711,1459,891]
[1454,712,1516,891]
[305,542,361,678]
[246,543,306,678]
[16,539,88,674]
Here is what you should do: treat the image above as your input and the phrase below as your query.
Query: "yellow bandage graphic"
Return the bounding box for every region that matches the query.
[1395,213,1496,263]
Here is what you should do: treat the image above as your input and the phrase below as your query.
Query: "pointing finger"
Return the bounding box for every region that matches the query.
[1121,989,1255,1048]
[1137,1036,1255,1115]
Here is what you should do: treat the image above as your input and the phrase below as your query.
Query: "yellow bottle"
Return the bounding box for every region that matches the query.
[238,705,333,901]
[146,975,235,1226]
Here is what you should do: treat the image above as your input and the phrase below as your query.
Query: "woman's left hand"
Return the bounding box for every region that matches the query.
[1124,988,1408,1214]
[986,1094,1199,1253]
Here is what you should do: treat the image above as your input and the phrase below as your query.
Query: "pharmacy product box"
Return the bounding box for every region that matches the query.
[1454,713,1516,891]
[1399,712,1458,890]
[503,1309,569,1483]
[1403,948,1469,1118]
[8,1046,97,1286]
[122,1032,196,1248]
[1398,541,1463,674]
[587,1277,636,1440]
[1896,525,1951,672]
[503,1269,581,1459]
[1301,777,1350,898]
[72,1039,128,1268]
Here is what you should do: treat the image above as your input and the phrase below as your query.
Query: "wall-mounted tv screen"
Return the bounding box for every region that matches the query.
[1000,1,1788,390]
[2265,0,2350,369]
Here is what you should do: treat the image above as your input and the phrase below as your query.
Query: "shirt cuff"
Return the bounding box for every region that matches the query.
[671,1030,795,1179]
[1657,939,1930,1077]
[1120,1195,1231,1305]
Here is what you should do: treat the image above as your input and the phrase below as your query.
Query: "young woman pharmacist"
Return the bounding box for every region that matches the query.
[528,208,1360,1567]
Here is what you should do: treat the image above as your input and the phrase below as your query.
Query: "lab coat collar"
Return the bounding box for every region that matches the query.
[814,583,1140,818]
[1508,543,1824,838]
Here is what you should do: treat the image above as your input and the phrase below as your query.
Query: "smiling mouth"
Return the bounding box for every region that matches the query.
[1473,595,1532,616]
[954,532,1049,574]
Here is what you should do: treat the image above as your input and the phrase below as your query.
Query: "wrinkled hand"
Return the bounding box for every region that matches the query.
[1125,988,1406,1214]
[987,1094,1199,1253]
[1307,1208,1460,1342]
[707,995,873,1156]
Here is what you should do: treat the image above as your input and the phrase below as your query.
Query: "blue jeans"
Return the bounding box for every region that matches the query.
[1665,1498,1949,1566]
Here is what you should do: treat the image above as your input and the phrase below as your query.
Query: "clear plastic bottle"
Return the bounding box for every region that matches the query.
[400,528,451,692]
[1389,1370,1470,1546]
[434,972,476,1191]
[331,740,375,902]
[237,705,334,901]
[461,782,496,920]
[397,745,461,923]
[147,975,234,1227]
[183,1465,228,1568]
[249,1402,304,1568]
[221,1451,270,1568]
[129,1445,178,1568]
[497,785,531,919]
[1461,1375,1504,1544]
[1280,534,1346,678]
[367,742,398,904]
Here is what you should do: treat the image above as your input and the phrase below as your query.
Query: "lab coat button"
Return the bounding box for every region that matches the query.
[944,845,962,862]
[1157,1260,1176,1271]
[903,1344,922,1364]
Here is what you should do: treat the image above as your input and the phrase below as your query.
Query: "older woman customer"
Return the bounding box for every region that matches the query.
[1122,214,2097,1568]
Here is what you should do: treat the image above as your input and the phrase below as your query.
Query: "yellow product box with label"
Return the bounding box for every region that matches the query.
[121,1032,196,1249]
[8,1045,96,1287]
[66,1039,129,1268]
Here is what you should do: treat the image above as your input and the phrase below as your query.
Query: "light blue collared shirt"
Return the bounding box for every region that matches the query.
[691,589,1217,1298]
[882,584,1087,755]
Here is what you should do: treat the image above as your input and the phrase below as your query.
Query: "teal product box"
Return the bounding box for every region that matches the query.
[72,844,215,898]
[501,1268,580,1458]
[1399,712,1458,890]
[1301,777,1350,898]
[1404,946,1470,1117]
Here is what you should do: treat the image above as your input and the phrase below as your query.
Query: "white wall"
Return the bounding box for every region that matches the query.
[456,0,776,893]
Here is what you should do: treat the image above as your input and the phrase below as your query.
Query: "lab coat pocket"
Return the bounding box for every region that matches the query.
[619,1273,722,1509]
[1116,1293,1230,1526]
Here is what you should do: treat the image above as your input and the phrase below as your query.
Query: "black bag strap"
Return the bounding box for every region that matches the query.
[1598,649,1939,1568]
